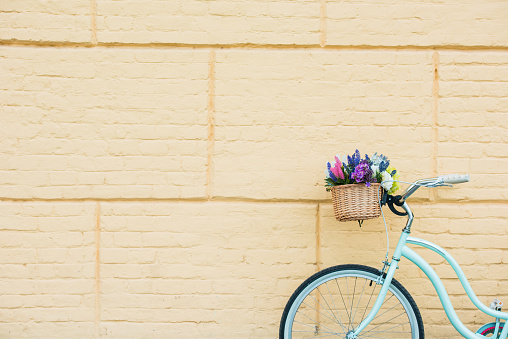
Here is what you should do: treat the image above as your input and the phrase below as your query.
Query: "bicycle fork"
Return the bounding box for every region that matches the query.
[348,202,414,339]
[348,231,410,338]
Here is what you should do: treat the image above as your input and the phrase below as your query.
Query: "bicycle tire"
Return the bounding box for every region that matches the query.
[479,324,504,337]
[280,264,424,338]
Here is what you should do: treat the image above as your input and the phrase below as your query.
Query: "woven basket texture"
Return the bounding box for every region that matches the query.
[331,183,382,222]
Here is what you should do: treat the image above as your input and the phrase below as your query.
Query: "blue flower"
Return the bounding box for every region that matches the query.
[327,162,338,181]
[379,160,390,172]
[372,152,388,166]
[348,149,361,168]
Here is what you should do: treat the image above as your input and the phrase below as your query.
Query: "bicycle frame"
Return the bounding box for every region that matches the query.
[352,202,508,339]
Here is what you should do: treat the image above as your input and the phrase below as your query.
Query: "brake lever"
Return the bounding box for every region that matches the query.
[382,193,408,216]
[427,182,453,188]
[425,179,452,188]
[388,202,408,216]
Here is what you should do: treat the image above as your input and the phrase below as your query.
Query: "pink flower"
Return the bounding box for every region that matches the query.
[331,156,344,180]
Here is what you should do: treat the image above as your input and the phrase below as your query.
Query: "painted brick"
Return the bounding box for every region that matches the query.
[99,202,316,338]
[326,1,508,47]
[438,51,508,201]
[214,50,434,200]
[1,3,508,338]
[95,0,320,45]
[0,46,209,199]
[0,202,96,337]
[0,0,92,42]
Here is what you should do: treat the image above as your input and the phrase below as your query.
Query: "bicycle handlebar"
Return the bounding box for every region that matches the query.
[438,174,470,184]
[381,174,470,230]
[391,173,470,205]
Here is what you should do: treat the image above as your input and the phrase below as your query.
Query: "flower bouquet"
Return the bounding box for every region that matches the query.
[325,150,400,222]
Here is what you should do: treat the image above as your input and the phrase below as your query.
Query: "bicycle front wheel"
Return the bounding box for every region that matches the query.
[280,264,424,338]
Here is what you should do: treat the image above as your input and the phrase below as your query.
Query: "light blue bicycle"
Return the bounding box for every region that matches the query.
[280,174,507,338]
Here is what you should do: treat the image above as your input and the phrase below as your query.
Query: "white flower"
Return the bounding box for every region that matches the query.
[371,165,380,176]
[381,171,393,191]
[372,152,388,166]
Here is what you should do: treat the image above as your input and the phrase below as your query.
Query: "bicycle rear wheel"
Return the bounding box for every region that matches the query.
[280,264,424,338]
[477,322,504,337]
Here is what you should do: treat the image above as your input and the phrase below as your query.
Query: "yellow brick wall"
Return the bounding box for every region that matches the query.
[1,1,507,338]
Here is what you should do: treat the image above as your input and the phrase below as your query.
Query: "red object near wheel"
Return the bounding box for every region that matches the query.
[481,326,503,336]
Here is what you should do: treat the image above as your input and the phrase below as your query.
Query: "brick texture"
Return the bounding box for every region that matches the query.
[95,0,320,45]
[214,50,434,200]
[438,51,508,201]
[327,1,508,47]
[0,202,96,338]
[99,202,316,338]
[1,1,508,338]
[0,0,92,43]
[0,47,209,200]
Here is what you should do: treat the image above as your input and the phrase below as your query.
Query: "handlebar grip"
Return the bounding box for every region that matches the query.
[438,174,470,184]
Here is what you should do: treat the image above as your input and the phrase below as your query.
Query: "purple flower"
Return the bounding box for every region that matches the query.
[351,160,375,185]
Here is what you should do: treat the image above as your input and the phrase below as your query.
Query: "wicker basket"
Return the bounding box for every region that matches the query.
[331,183,382,222]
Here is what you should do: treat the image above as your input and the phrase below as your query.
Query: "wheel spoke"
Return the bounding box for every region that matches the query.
[370,298,403,324]
[358,280,377,326]
[336,277,351,323]
[293,312,337,334]
[320,282,348,332]
[360,310,410,336]
[299,300,338,327]
[351,277,368,329]
[360,322,411,337]
[281,265,422,339]
[349,277,358,329]
[297,301,346,335]
[346,276,352,329]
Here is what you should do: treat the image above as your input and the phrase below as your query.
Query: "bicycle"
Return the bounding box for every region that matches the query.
[280,174,507,338]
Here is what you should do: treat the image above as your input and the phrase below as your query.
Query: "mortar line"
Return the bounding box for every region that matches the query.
[3,39,508,51]
[206,49,216,200]
[319,0,327,47]
[431,51,440,201]
[90,0,98,45]
[0,197,506,205]
[94,202,101,338]
[316,204,322,272]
